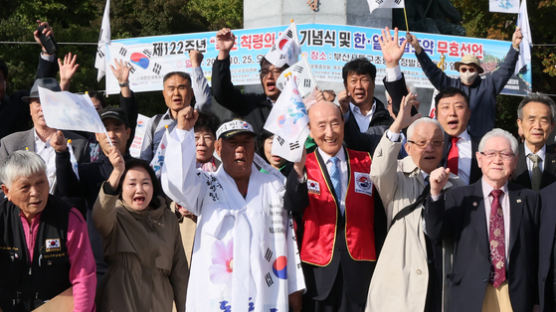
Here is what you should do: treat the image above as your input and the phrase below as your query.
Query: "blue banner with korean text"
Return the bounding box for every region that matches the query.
[105,23,531,96]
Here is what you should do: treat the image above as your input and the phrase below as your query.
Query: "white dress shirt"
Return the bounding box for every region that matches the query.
[34,130,57,194]
[524,143,546,174]
[481,179,510,260]
[318,146,348,215]
[453,130,473,184]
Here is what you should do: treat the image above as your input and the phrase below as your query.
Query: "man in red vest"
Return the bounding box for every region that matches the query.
[285,100,379,311]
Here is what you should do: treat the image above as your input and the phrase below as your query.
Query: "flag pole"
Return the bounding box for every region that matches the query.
[403,7,410,32]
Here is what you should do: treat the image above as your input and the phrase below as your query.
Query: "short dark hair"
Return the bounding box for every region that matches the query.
[0,59,7,79]
[117,158,162,207]
[194,111,220,136]
[162,71,191,85]
[342,58,376,85]
[88,91,106,109]
[517,92,556,122]
[434,87,470,110]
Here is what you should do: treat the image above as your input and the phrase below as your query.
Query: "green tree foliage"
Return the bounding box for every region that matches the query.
[0,0,243,116]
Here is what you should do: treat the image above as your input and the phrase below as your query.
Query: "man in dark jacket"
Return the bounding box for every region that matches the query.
[407,27,523,138]
[212,27,290,134]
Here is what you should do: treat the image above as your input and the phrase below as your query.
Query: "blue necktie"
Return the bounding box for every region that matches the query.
[329,156,342,205]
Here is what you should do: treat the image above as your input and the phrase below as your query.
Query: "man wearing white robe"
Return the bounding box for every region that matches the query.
[161,107,305,312]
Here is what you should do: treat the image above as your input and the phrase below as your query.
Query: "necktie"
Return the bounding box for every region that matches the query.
[527,154,542,191]
[447,136,459,175]
[489,189,506,288]
[329,156,342,211]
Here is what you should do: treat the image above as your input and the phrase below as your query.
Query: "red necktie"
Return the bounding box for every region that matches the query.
[447,136,459,175]
[489,189,506,288]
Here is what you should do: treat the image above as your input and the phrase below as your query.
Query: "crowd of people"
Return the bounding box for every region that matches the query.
[1,19,556,312]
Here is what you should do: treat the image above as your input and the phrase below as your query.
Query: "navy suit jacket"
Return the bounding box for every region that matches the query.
[539,182,556,311]
[424,181,540,312]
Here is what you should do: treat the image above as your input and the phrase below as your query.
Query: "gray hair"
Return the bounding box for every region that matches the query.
[0,150,46,188]
[478,128,518,155]
[406,117,443,141]
[517,92,556,122]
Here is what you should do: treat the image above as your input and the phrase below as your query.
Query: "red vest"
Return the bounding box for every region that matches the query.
[301,148,376,266]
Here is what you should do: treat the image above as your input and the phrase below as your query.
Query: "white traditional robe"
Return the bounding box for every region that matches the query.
[161,128,305,312]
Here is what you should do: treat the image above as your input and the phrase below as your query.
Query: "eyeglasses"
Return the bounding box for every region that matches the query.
[479,151,514,160]
[259,68,282,77]
[407,140,443,148]
[459,67,476,73]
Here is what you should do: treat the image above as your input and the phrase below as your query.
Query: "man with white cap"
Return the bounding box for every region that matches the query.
[161,107,305,312]
[407,28,523,138]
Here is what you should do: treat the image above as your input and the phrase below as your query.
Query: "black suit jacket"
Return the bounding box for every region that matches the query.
[424,181,540,312]
[284,149,384,306]
[343,77,399,154]
[511,144,556,190]
[539,182,556,311]
[442,133,481,184]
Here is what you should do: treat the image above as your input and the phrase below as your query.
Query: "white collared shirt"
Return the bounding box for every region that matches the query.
[481,179,510,260]
[318,147,348,215]
[349,101,376,133]
[524,144,546,173]
[33,129,56,194]
[454,130,473,185]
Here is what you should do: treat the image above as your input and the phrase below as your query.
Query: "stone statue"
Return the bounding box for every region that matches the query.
[394,0,466,36]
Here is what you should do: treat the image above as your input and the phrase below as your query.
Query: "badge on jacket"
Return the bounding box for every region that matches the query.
[307,179,320,195]
[45,238,61,252]
[354,172,373,196]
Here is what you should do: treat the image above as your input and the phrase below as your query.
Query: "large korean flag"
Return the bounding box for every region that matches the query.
[264,79,309,162]
[276,54,317,99]
[38,87,106,133]
[264,23,301,68]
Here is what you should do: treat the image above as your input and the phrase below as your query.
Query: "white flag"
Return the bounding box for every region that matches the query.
[514,0,532,76]
[95,0,111,82]
[489,0,520,13]
[276,54,317,98]
[264,23,301,68]
[367,0,404,14]
[264,79,309,162]
[38,87,106,133]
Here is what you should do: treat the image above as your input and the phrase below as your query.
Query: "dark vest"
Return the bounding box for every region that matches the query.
[0,195,71,311]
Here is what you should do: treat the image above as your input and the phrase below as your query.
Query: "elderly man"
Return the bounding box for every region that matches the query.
[140,50,211,162]
[0,150,95,311]
[0,78,89,194]
[161,108,305,311]
[425,128,539,312]
[512,93,556,190]
[407,28,523,137]
[285,100,383,311]
[435,87,481,184]
[366,97,464,312]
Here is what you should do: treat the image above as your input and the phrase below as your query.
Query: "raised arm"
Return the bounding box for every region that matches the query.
[58,52,79,91]
[487,27,521,94]
[34,20,59,78]
[189,49,212,113]
[111,59,139,135]
[407,33,458,90]
[92,146,125,237]
[160,106,206,215]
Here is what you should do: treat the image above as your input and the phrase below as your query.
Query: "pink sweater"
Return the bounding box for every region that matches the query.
[20,208,96,312]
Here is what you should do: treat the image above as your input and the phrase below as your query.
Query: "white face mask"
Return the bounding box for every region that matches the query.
[460,71,478,85]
